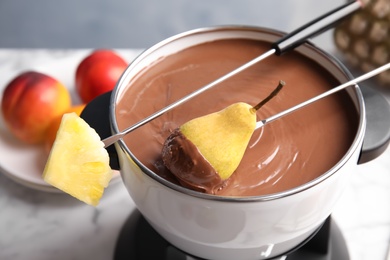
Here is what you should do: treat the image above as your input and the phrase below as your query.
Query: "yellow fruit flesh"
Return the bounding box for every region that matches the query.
[180,102,256,180]
[43,112,112,206]
[44,104,86,153]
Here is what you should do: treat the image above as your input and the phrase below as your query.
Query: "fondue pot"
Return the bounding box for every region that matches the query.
[81,26,390,260]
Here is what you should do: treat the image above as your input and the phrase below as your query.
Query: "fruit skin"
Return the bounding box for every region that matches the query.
[180,102,257,180]
[43,112,112,206]
[44,104,86,153]
[75,49,128,103]
[334,0,390,86]
[1,71,71,144]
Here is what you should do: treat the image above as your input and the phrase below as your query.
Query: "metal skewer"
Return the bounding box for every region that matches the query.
[256,62,390,129]
[102,0,363,148]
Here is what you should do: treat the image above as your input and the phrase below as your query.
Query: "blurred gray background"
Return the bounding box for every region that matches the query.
[0,0,345,50]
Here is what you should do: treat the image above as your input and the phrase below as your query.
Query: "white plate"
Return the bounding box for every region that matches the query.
[0,49,135,192]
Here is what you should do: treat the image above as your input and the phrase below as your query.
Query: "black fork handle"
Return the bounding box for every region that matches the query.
[271,0,363,55]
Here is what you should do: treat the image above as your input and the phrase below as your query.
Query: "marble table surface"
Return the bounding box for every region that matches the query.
[0,47,389,260]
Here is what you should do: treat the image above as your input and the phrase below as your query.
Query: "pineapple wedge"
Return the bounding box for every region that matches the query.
[43,112,112,206]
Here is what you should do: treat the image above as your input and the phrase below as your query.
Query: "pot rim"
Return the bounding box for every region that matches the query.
[110,25,366,202]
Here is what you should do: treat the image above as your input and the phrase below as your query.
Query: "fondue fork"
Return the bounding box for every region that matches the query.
[255,63,390,129]
[102,0,363,148]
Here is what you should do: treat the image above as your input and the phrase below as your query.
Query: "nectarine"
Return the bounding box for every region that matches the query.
[76,49,128,103]
[1,71,71,144]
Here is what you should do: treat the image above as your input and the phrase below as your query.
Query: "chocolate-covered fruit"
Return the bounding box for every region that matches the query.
[162,102,257,193]
[162,82,284,194]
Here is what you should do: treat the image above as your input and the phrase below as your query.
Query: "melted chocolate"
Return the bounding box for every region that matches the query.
[115,39,359,196]
[162,128,227,194]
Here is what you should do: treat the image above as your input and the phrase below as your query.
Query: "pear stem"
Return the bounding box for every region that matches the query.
[252,80,286,111]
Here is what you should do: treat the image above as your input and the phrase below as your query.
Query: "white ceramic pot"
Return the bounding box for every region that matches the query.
[92,26,386,260]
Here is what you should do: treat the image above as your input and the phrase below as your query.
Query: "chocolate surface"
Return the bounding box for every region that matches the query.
[115,38,359,196]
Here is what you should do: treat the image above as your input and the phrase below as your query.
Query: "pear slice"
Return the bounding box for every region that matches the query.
[180,102,256,180]
[162,81,285,194]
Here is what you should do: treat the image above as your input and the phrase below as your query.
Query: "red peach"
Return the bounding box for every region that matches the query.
[1,71,71,144]
[75,49,128,103]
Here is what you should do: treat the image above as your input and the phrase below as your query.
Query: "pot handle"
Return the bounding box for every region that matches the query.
[80,91,120,170]
[80,86,390,169]
[358,85,390,164]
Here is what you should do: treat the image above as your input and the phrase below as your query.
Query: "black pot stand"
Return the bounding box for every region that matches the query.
[113,211,349,260]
